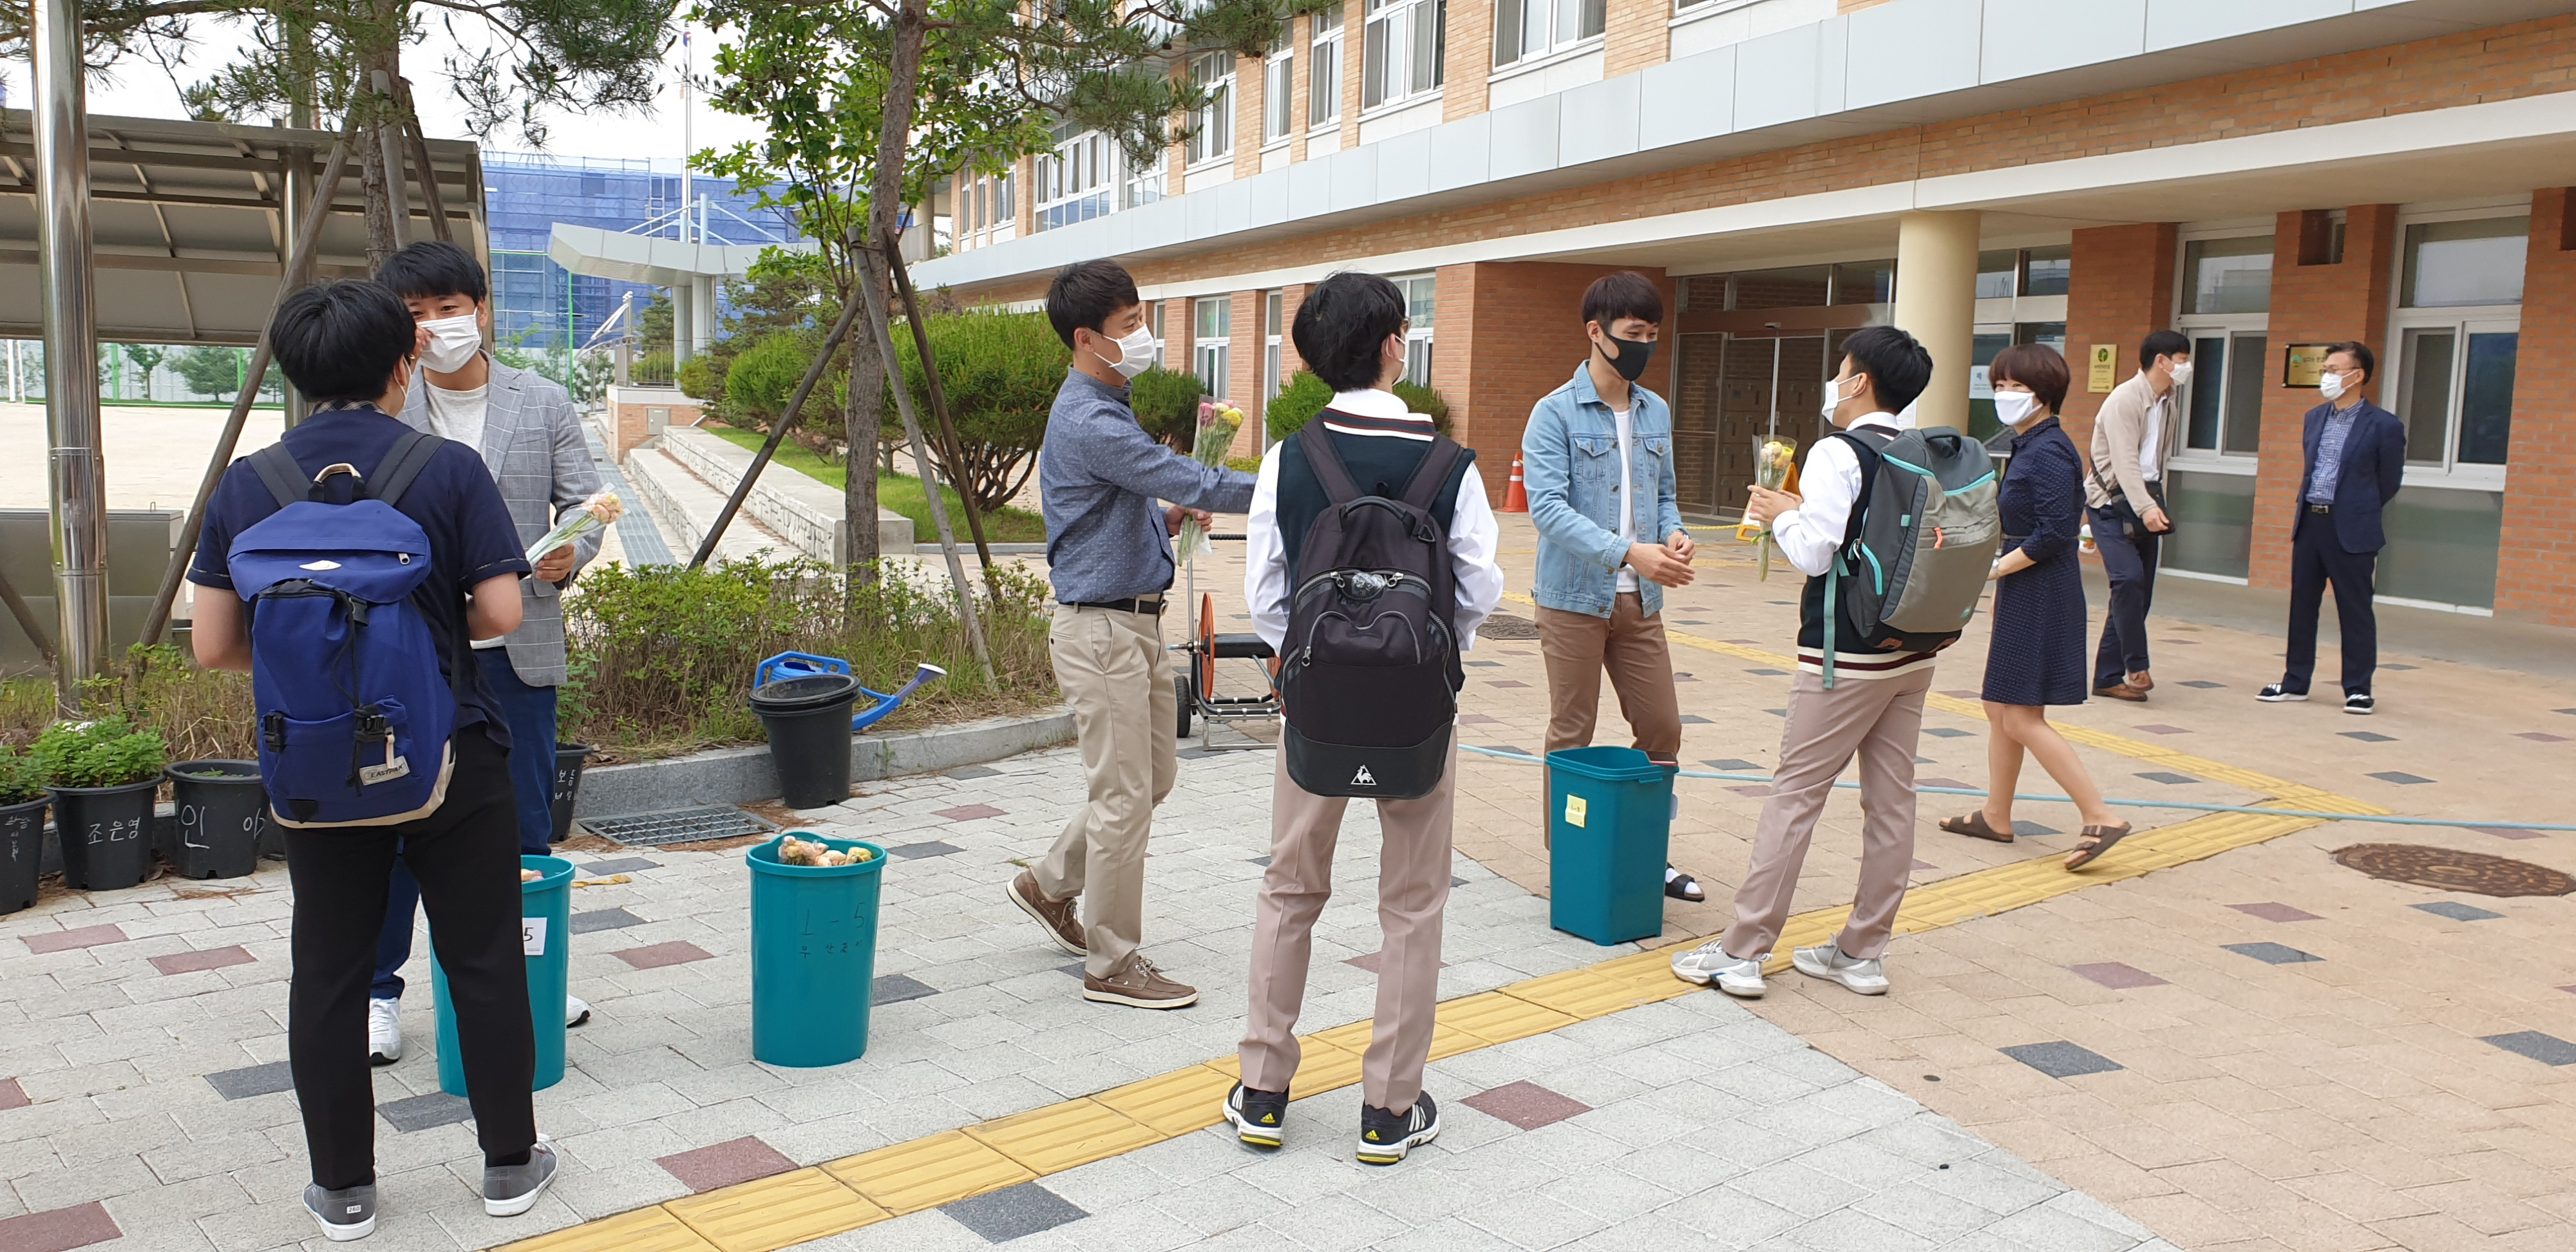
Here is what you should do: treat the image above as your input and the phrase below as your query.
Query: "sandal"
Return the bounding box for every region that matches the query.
[1938,811,2015,843]
[2063,822,2134,870]
[1664,866,1705,902]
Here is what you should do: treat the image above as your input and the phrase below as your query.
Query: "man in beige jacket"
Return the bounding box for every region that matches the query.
[2085,330,2189,702]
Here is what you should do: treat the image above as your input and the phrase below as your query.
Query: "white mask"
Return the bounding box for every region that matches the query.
[2319,369,2349,401]
[1104,324,1157,379]
[418,313,483,374]
[1820,374,1858,424]
[1993,390,2041,428]
[2166,361,2194,388]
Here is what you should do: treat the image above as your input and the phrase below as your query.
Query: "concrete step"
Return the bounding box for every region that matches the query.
[656,427,914,563]
[624,444,794,566]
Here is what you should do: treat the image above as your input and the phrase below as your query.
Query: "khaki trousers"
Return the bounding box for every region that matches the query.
[1036,603,1177,979]
[1240,741,1456,1113]
[1720,667,1932,962]
[1536,594,1683,761]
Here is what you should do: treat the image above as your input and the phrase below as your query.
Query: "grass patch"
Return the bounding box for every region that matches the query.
[704,424,1047,544]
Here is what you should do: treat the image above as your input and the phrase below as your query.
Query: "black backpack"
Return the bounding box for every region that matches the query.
[1278,423,1463,800]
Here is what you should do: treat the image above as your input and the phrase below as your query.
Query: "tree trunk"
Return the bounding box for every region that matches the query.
[361,119,394,270]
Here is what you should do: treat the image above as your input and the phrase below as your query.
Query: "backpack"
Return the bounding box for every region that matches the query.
[1822,425,2000,687]
[229,431,465,826]
[1277,422,1464,800]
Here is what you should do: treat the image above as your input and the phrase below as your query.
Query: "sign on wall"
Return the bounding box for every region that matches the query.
[2283,343,2333,388]
[2087,345,2118,393]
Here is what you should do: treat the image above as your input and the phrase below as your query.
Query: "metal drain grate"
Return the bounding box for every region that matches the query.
[2331,843,2576,898]
[583,806,781,848]
[1479,613,1540,640]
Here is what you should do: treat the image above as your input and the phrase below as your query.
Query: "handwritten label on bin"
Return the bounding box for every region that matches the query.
[522,917,548,958]
[1564,795,1587,828]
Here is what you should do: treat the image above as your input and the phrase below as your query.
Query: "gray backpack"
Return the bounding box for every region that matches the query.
[1823,426,2000,686]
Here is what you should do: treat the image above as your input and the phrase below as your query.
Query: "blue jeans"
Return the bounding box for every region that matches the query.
[372,649,559,1001]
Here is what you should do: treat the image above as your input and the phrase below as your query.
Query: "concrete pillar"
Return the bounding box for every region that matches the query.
[672,282,693,365]
[694,275,719,348]
[1891,210,1981,432]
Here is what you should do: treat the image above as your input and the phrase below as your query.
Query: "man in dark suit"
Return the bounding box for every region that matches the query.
[2259,341,2406,716]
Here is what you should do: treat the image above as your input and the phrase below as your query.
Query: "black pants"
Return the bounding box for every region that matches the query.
[285,728,535,1190]
[2282,510,2380,696]
[2089,486,2164,688]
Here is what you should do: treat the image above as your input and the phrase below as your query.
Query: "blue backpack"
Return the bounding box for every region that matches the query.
[230,431,465,826]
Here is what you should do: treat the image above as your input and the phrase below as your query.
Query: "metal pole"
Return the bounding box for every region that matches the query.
[855,247,989,672]
[35,0,107,708]
[687,289,868,569]
[882,236,996,586]
[137,119,359,647]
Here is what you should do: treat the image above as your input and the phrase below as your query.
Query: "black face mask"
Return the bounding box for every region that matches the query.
[1600,334,1656,383]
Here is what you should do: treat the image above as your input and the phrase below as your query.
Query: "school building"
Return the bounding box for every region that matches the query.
[909,0,2576,626]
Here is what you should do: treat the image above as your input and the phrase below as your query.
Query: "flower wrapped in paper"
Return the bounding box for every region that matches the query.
[1751,439,1797,580]
[525,489,624,564]
[1175,401,1244,564]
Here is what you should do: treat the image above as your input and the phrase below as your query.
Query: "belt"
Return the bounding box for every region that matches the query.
[2306,503,2333,514]
[1070,596,1166,616]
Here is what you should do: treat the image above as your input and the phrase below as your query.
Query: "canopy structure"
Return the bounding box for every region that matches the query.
[549,220,810,361]
[0,108,488,346]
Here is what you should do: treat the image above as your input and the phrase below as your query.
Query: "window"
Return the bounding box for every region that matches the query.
[2182,236,2274,315]
[1188,52,1235,167]
[1363,0,1444,111]
[2401,217,2529,308]
[1976,248,2069,300]
[2178,332,2267,456]
[1262,291,1285,445]
[1033,129,1151,232]
[1829,261,1893,307]
[1494,0,1604,69]
[1195,296,1231,399]
[2020,245,2069,296]
[1394,273,1435,384]
[996,170,1014,224]
[2389,213,2526,475]
[1151,303,1168,370]
[1975,251,2018,301]
[1264,41,1294,143]
[1310,10,1344,128]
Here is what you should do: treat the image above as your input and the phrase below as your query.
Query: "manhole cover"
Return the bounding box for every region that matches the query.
[2331,843,2576,897]
[583,806,781,848]
[1479,613,1540,640]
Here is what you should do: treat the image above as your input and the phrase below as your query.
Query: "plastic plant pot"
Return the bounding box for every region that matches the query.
[50,779,160,891]
[1544,746,1674,945]
[750,674,861,810]
[166,760,267,880]
[548,743,592,844]
[0,797,44,915]
[746,833,886,1068]
[431,854,574,1097]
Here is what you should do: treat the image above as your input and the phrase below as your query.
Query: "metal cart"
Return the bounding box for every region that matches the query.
[1170,532,1279,750]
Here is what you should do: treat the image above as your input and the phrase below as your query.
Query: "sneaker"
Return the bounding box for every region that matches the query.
[1083,954,1197,1009]
[303,1182,377,1242]
[1223,1081,1289,1148]
[1009,870,1087,956]
[2256,685,2309,703]
[482,1139,558,1217]
[1790,942,1889,996]
[566,996,592,1029]
[1356,1092,1440,1165]
[367,998,402,1067]
[1669,940,1767,998]
[2344,692,2375,716]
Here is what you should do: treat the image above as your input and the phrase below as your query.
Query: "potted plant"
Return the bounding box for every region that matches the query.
[38,718,167,892]
[0,748,46,915]
[166,758,267,881]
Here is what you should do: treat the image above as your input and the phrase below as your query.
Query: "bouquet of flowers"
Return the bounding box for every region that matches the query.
[778,834,875,868]
[1752,439,1797,580]
[1175,400,1245,564]
[526,489,624,564]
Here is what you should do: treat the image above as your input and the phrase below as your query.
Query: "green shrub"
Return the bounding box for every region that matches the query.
[1393,379,1451,433]
[723,332,820,426]
[678,352,722,401]
[2,645,252,764]
[0,748,43,805]
[1127,366,1206,450]
[34,717,166,789]
[1266,370,1452,441]
[888,308,1069,513]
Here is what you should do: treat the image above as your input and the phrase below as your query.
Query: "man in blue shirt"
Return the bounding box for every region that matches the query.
[1007,260,1255,1010]
[2259,341,2407,715]
[188,280,556,1239]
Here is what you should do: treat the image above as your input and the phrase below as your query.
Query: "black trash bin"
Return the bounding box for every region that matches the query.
[549,743,593,844]
[167,760,267,880]
[51,779,160,891]
[750,674,860,810]
[1,797,44,915]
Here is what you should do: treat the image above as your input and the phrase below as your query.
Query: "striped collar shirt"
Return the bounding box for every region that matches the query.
[1322,388,1435,439]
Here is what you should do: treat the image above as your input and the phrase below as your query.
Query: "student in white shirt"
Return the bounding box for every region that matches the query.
[2084,330,2189,701]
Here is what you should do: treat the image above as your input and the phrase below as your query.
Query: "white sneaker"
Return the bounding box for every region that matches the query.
[1791,942,1889,996]
[1671,940,1767,998]
[368,998,403,1066]
[566,996,592,1029]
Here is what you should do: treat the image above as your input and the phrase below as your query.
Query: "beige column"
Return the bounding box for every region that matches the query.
[1891,210,1980,432]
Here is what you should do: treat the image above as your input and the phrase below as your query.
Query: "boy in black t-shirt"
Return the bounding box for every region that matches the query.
[189,280,555,1241]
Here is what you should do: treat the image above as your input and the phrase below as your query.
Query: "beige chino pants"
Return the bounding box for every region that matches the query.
[1036,603,1178,979]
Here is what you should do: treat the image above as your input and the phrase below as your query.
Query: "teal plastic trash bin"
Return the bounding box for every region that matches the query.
[747,833,886,1068]
[432,854,573,1097]
[1546,747,1674,945]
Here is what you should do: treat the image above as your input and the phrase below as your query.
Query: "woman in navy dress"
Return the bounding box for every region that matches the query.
[1937,345,2133,869]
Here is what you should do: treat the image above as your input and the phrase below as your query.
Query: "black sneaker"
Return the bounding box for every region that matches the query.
[2256,685,2309,703]
[1223,1081,1289,1148]
[1356,1092,1439,1165]
[2344,692,2375,716]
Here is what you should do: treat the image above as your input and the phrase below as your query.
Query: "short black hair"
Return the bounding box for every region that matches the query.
[1989,343,2069,415]
[2324,339,2376,383]
[270,280,417,405]
[1581,271,1663,328]
[1841,325,1933,415]
[2138,329,2191,370]
[1293,271,1408,393]
[377,240,488,304]
[1045,260,1141,348]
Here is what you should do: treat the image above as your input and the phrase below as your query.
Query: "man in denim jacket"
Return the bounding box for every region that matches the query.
[1520,271,1704,902]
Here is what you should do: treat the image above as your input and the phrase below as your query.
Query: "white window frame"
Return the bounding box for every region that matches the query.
[1493,0,1604,71]
[1195,296,1231,400]
[1393,272,1435,386]
[1032,127,1113,233]
[1309,9,1345,131]
[2386,205,2528,488]
[1262,290,1285,448]
[1264,40,1295,146]
[2164,228,2277,473]
[1362,0,1444,114]
[1187,51,1236,169]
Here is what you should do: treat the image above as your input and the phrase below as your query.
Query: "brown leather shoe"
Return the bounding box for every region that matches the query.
[2094,683,2147,703]
[2126,670,2154,692]
[1083,955,1198,1009]
[1009,870,1086,956]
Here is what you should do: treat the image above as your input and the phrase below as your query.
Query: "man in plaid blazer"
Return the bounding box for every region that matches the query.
[365,241,605,1063]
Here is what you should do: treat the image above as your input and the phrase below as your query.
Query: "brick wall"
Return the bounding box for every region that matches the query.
[1444,0,1493,121]
[1288,15,1312,164]
[1228,288,1263,456]
[2060,222,2177,457]
[2497,189,2576,626]
[1604,0,1669,81]
[1339,0,1364,150]
[1436,261,1678,502]
[1235,52,1266,178]
[2248,205,2398,590]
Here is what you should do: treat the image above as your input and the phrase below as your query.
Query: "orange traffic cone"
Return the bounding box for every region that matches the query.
[1504,453,1529,513]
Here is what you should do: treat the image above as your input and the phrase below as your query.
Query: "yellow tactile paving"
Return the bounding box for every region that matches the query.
[663,1168,887,1252]
[1502,963,1697,1018]
[824,1130,1034,1216]
[1092,1063,1240,1135]
[1310,1016,1489,1063]
[497,1206,720,1252]
[1206,1036,1367,1094]
[963,1097,1162,1175]
[1434,989,1580,1045]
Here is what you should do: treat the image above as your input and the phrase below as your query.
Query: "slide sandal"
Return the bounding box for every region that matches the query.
[1938,811,2016,843]
[2063,822,2134,871]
